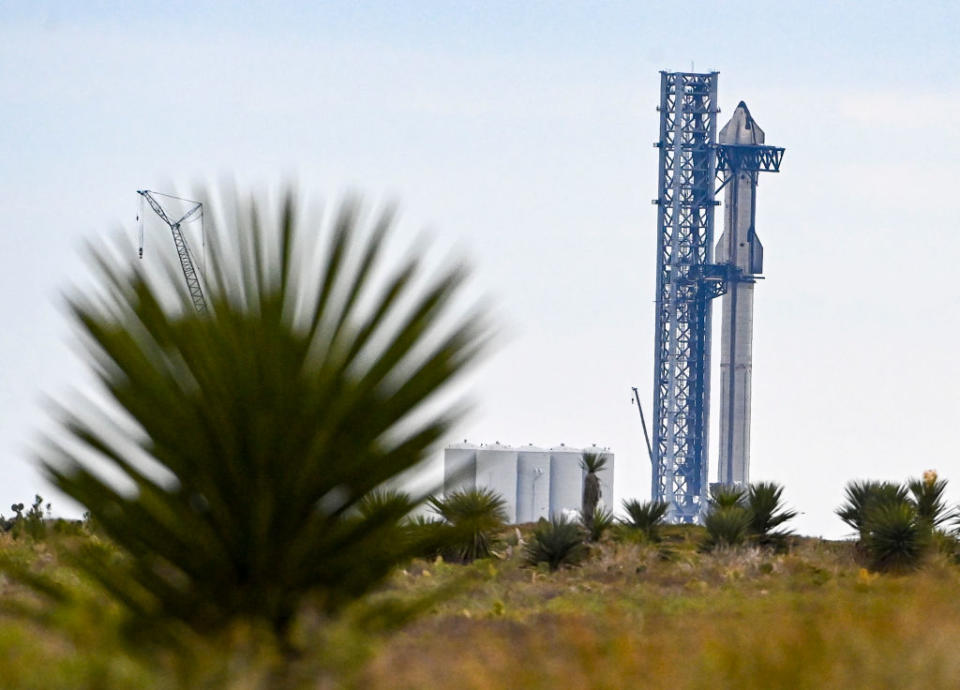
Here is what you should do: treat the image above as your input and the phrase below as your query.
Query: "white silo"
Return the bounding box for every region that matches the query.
[476,443,519,523]
[443,442,477,496]
[549,445,583,519]
[516,445,550,523]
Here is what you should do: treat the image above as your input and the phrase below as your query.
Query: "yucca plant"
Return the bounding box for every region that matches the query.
[620,499,668,541]
[356,488,414,522]
[862,501,928,573]
[402,514,450,561]
[580,451,608,532]
[525,516,588,571]
[7,189,489,643]
[702,505,752,550]
[581,505,614,543]
[429,487,508,562]
[710,484,747,509]
[746,481,796,548]
[837,480,910,539]
[908,471,952,530]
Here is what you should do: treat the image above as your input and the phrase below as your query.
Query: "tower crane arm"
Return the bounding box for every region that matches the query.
[137,190,174,227]
[136,189,208,313]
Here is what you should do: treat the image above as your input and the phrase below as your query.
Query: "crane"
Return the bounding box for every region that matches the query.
[137,190,207,313]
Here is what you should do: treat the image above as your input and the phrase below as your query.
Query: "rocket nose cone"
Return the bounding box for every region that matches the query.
[720,101,765,145]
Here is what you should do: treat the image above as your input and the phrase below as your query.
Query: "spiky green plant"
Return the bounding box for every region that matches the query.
[10,189,488,643]
[746,481,797,548]
[581,505,614,543]
[837,480,910,539]
[429,487,508,562]
[908,471,952,530]
[401,513,450,561]
[710,485,747,509]
[356,488,414,522]
[702,506,752,550]
[580,451,608,531]
[525,516,588,571]
[620,499,668,541]
[862,501,928,572]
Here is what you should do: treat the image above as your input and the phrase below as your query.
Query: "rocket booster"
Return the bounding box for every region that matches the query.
[716,101,767,488]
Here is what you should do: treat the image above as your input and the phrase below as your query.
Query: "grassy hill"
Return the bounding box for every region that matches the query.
[3,525,960,688]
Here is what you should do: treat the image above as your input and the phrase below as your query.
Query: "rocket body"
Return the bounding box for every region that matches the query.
[717,103,764,487]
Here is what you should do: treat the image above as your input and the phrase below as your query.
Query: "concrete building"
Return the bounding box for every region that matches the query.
[442,442,614,523]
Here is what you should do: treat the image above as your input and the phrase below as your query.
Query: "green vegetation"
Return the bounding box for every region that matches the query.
[581,505,615,543]
[620,499,668,541]
[1,190,488,650]
[837,480,910,539]
[525,516,589,571]
[746,481,797,548]
[5,520,960,688]
[861,501,929,573]
[579,451,607,536]
[2,187,959,687]
[703,504,752,549]
[908,470,952,529]
[702,482,797,551]
[429,488,508,563]
[837,472,956,573]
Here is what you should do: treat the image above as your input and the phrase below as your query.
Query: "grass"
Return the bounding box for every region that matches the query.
[4,525,960,688]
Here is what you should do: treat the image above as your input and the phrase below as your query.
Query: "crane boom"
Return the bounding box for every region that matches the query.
[137,190,207,313]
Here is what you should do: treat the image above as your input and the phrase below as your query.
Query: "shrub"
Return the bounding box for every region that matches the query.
[620,499,668,541]
[746,482,797,548]
[5,496,47,540]
[837,480,909,539]
[525,516,588,571]
[710,485,746,509]
[402,514,451,561]
[908,471,952,530]
[702,506,752,550]
[430,488,508,562]
[862,501,928,573]
[357,488,414,522]
[8,189,488,643]
[581,505,614,543]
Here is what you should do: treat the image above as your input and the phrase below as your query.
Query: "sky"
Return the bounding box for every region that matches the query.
[2,1,959,537]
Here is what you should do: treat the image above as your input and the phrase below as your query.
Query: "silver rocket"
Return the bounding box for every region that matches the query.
[716,102,765,487]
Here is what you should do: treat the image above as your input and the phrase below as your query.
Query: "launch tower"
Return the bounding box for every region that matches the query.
[650,72,783,522]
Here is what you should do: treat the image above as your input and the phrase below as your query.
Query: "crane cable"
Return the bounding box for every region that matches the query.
[138,193,144,259]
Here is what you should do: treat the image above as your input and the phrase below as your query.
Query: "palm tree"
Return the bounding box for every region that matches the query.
[20,188,490,643]
[580,451,608,532]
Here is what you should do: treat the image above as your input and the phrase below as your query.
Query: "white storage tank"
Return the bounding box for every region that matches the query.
[443,442,477,496]
[444,442,615,525]
[516,446,550,523]
[549,444,583,519]
[476,443,519,523]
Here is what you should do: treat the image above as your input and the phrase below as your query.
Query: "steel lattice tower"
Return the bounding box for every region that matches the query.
[651,72,720,522]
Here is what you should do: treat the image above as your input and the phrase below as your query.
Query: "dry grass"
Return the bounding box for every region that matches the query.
[3,527,960,688]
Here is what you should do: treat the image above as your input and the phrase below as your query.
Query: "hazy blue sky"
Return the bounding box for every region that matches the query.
[2,2,959,537]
